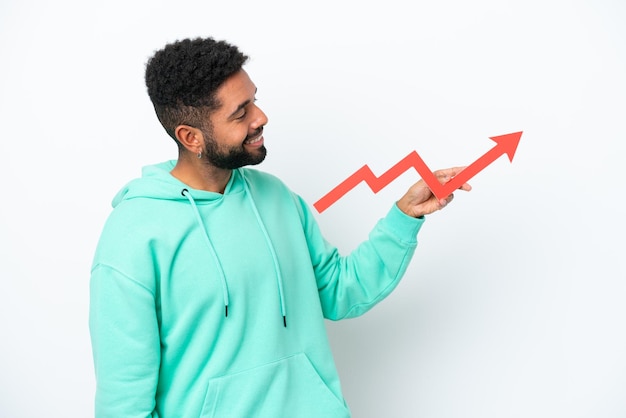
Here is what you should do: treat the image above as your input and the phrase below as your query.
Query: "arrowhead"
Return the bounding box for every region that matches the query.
[489,131,523,162]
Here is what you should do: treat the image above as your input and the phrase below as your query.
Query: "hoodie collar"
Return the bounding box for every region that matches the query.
[112,160,244,207]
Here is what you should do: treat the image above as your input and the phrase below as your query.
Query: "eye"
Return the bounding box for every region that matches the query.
[234,97,257,121]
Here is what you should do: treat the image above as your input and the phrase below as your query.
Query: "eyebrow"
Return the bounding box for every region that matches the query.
[227,87,258,119]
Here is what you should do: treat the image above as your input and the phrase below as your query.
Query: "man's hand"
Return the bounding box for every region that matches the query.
[396,166,471,218]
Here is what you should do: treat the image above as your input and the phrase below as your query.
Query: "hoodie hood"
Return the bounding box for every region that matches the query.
[112,160,245,207]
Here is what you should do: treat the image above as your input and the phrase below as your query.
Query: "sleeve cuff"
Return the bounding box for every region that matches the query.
[381,203,425,243]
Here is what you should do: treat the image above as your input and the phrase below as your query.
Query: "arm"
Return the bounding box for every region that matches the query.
[89,264,160,418]
[303,166,471,320]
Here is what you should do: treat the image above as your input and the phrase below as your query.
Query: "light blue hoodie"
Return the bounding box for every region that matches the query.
[89,161,424,417]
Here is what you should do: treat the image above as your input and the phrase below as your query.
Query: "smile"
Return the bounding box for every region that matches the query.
[243,128,264,145]
[244,135,263,145]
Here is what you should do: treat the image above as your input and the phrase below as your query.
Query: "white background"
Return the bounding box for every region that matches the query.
[1,0,625,416]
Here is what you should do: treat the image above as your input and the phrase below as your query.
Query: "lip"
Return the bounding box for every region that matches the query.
[244,134,264,148]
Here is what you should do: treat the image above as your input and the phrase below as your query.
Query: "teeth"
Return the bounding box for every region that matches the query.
[245,136,261,144]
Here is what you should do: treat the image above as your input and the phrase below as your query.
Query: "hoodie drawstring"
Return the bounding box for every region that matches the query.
[240,170,288,328]
[181,188,230,318]
[181,175,288,328]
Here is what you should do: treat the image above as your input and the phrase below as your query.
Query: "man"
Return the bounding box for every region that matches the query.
[89,37,470,417]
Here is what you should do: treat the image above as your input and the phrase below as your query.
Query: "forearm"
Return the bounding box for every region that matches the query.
[309,204,425,320]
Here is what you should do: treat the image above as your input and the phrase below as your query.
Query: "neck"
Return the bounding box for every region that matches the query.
[170,154,233,194]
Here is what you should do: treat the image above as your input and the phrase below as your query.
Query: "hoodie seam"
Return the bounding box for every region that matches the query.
[92,262,156,297]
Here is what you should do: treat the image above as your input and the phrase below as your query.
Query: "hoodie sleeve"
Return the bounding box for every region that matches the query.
[89,263,160,418]
[296,197,425,320]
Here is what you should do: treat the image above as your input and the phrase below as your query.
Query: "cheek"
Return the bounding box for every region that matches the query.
[212,126,246,147]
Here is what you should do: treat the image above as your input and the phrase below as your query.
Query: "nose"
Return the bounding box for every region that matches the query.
[251,103,268,129]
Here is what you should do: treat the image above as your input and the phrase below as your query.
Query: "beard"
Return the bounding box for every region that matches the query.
[201,126,267,170]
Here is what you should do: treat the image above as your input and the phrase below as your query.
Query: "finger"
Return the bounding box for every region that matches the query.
[434,166,467,186]
[459,182,472,191]
[434,166,467,179]
[439,193,454,208]
[434,170,452,185]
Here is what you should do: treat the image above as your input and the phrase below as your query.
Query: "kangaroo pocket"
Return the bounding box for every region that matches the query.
[199,353,351,418]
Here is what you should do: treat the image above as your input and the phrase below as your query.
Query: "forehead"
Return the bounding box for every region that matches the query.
[214,70,256,111]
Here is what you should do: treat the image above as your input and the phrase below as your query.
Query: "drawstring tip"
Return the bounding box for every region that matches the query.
[283,316,287,328]
[225,305,229,318]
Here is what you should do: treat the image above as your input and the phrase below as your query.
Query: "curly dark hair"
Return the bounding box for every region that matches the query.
[145,37,249,142]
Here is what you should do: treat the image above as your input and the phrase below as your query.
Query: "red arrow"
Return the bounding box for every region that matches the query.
[313,131,522,213]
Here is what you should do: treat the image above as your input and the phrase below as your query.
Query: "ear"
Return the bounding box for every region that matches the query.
[175,125,203,155]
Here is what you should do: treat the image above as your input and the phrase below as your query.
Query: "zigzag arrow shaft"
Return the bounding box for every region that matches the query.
[313,131,522,213]
[313,152,438,213]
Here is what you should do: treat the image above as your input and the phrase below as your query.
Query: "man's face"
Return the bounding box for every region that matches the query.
[200,70,269,170]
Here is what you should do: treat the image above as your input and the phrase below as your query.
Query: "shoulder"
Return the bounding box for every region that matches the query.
[93,194,180,270]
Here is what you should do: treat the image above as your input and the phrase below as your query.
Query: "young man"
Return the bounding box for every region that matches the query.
[89,37,470,417]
